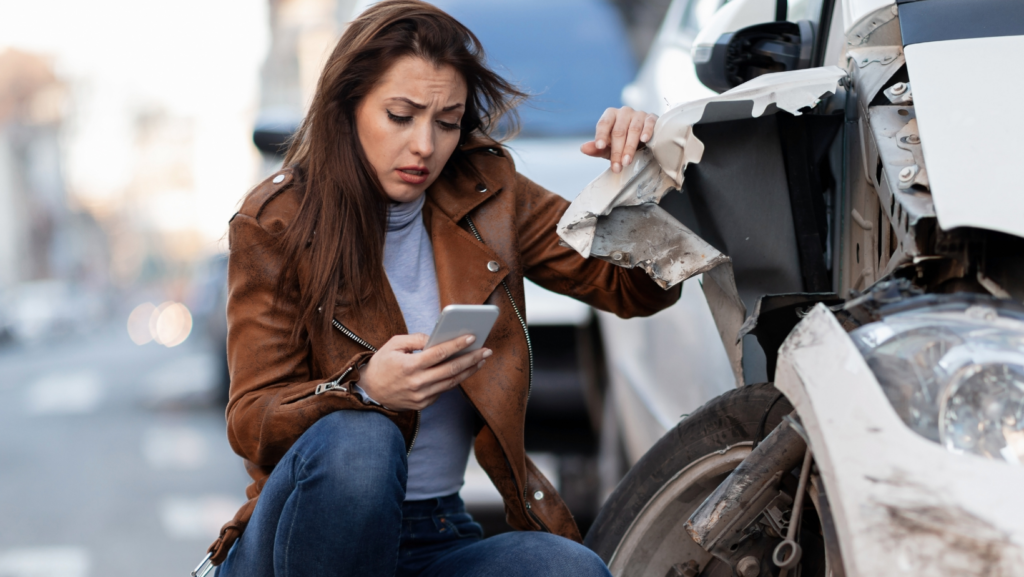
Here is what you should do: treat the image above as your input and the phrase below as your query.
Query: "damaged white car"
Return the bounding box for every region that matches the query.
[562,0,1024,575]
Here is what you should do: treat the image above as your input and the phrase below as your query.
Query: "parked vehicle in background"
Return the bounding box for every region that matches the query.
[562,0,1024,573]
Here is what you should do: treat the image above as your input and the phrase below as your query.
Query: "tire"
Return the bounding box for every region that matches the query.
[584,382,824,576]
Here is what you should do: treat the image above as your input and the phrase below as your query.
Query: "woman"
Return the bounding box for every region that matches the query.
[211,1,679,575]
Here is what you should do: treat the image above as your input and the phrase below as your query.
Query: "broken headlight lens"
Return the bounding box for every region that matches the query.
[850,304,1024,465]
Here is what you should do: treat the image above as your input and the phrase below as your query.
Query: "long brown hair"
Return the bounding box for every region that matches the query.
[278,0,526,338]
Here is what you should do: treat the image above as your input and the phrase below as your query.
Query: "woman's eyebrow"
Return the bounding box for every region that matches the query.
[389,97,464,112]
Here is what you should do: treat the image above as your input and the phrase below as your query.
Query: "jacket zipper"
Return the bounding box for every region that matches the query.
[331,318,376,351]
[327,318,420,457]
[464,215,543,528]
[464,215,534,399]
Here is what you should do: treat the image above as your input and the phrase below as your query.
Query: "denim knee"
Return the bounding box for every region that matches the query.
[290,410,407,499]
[491,532,611,576]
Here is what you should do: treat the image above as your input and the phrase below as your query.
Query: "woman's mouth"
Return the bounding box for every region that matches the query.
[396,166,429,185]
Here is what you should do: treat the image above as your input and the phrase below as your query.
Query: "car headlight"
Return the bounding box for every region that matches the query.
[850,302,1024,465]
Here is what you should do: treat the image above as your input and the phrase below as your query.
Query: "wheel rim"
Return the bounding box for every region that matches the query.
[608,443,752,576]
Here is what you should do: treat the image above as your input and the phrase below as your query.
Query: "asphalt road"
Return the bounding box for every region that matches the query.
[0,324,247,577]
[0,313,603,577]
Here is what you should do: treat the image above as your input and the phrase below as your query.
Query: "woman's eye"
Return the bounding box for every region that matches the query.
[386,110,412,124]
[438,120,461,132]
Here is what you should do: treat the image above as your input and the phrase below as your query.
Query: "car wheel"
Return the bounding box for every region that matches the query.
[584,382,831,576]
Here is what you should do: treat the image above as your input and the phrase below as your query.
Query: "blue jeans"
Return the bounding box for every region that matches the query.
[217,410,611,577]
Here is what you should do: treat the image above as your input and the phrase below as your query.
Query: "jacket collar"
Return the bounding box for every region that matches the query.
[426,137,515,223]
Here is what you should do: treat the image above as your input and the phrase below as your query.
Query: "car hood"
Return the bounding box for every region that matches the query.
[906,35,1024,239]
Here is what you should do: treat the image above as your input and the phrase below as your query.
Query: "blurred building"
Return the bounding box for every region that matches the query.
[0,49,110,339]
[0,50,104,286]
[255,0,356,174]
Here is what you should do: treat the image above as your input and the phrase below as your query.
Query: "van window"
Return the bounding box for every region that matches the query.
[434,0,636,137]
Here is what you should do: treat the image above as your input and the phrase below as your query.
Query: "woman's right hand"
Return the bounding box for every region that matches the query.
[358,334,491,411]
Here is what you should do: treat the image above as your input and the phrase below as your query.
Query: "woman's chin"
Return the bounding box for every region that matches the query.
[384,184,427,204]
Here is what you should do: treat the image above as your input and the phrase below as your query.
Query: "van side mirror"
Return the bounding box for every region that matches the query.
[694,20,815,93]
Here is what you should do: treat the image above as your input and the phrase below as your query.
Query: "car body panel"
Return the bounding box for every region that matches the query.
[905,35,1024,239]
[598,275,735,459]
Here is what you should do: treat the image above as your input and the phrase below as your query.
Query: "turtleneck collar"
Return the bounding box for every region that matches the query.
[387,193,426,233]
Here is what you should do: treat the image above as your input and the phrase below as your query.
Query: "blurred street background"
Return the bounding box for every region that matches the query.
[0,0,674,575]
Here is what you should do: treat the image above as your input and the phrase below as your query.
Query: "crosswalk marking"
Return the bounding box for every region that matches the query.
[160,495,243,540]
[26,373,101,415]
[142,426,209,470]
[0,546,89,577]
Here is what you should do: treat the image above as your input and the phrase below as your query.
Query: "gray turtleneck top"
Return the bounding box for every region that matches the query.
[376,193,477,501]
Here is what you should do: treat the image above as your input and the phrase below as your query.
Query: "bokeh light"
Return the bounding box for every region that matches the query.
[127,301,192,347]
[154,302,193,347]
[127,302,157,345]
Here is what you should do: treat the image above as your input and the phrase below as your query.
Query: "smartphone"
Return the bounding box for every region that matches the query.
[424,304,500,357]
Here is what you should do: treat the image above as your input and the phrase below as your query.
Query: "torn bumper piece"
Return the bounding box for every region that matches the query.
[556,146,678,260]
[556,66,847,290]
[589,204,728,290]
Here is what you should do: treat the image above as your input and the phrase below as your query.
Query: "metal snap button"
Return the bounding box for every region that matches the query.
[487,261,499,272]
[475,183,488,193]
[534,491,544,500]
[272,174,285,184]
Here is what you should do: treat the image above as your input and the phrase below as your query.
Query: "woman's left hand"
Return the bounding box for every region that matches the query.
[580,107,658,174]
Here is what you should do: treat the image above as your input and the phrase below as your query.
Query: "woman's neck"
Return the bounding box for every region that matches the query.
[387,193,426,233]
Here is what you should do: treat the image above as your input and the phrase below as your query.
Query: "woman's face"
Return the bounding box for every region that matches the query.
[356,56,467,203]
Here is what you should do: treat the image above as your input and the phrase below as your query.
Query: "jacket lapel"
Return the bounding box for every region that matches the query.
[425,145,515,308]
[424,200,508,309]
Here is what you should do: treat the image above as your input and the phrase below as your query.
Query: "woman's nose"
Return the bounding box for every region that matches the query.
[408,120,435,158]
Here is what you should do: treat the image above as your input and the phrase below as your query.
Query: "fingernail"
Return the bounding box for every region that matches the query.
[596,140,606,150]
[465,335,475,344]
[640,133,649,143]
[483,349,492,358]
[478,361,486,369]
[623,154,631,166]
[613,162,621,173]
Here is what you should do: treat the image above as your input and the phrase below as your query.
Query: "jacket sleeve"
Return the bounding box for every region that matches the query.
[513,171,681,317]
[224,212,374,467]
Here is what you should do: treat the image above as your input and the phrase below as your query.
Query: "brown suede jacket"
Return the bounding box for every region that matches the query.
[207,138,680,563]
